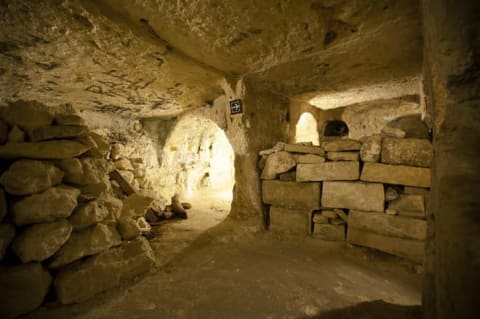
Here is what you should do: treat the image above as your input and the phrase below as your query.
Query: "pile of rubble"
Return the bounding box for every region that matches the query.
[0,101,164,318]
[260,126,432,265]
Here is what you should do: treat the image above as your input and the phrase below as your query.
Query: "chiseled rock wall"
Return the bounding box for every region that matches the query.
[0,101,157,318]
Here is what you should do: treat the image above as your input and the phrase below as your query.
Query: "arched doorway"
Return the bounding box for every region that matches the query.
[158,115,235,230]
[295,112,319,145]
[322,120,349,137]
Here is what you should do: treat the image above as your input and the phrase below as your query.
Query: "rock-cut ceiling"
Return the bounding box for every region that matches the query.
[0,0,422,118]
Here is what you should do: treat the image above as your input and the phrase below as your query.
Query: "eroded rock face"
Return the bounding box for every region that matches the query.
[0,263,52,319]
[54,237,156,304]
[0,160,63,195]
[11,186,80,226]
[12,219,73,263]
[50,223,121,269]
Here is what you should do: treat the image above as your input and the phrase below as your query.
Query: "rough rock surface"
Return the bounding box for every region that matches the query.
[321,139,362,152]
[360,135,382,162]
[284,144,325,155]
[296,162,360,182]
[387,114,430,139]
[0,159,63,195]
[361,162,431,187]
[0,263,52,319]
[28,125,87,142]
[59,157,107,185]
[0,223,15,261]
[117,217,141,240]
[11,186,80,226]
[261,151,296,180]
[262,180,320,210]
[69,201,110,230]
[0,100,53,129]
[54,237,157,304]
[322,181,384,212]
[0,141,89,159]
[269,207,310,236]
[12,219,73,263]
[50,223,121,269]
[348,210,426,240]
[381,138,434,167]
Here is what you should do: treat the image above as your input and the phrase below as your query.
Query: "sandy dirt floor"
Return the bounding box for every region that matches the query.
[25,191,422,319]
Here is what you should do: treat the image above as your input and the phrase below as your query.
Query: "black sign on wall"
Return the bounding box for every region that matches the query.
[229,99,243,115]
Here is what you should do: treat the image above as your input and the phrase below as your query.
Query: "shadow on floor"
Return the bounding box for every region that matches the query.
[298,300,421,319]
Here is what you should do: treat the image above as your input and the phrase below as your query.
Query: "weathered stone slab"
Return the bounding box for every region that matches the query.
[12,219,72,263]
[0,263,52,319]
[388,194,426,219]
[269,207,310,236]
[322,181,384,212]
[361,162,431,187]
[382,138,434,167]
[121,193,154,218]
[12,186,80,226]
[59,157,108,186]
[296,162,359,182]
[312,224,345,241]
[50,223,121,269]
[326,151,359,161]
[0,223,15,261]
[261,151,296,179]
[28,125,87,142]
[348,210,426,240]
[293,154,325,164]
[0,159,63,195]
[321,138,362,151]
[54,114,85,126]
[54,237,156,304]
[360,135,382,162]
[284,143,325,155]
[7,126,25,142]
[69,201,109,230]
[0,100,53,129]
[262,180,320,210]
[0,141,89,159]
[347,228,424,263]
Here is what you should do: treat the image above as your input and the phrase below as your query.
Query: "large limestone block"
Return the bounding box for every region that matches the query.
[59,157,108,185]
[121,193,154,218]
[321,138,362,151]
[12,220,72,263]
[0,159,63,195]
[0,100,53,129]
[28,125,87,142]
[322,181,384,212]
[12,186,80,226]
[0,263,52,319]
[296,162,359,182]
[261,151,296,179]
[348,210,426,240]
[293,154,325,164]
[284,144,325,155]
[360,135,382,162]
[347,228,424,263]
[269,207,310,236]
[0,223,15,261]
[69,201,109,230]
[0,141,89,159]
[361,162,431,187]
[388,194,426,219]
[50,223,121,269]
[382,138,434,167]
[326,151,359,161]
[312,224,345,241]
[54,237,156,304]
[262,180,320,210]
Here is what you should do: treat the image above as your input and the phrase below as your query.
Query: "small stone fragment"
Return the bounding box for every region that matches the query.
[322,210,338,219]
[261,151,296,180]
[117,217,141,240]
[312,213,329,224]
[329,217,345,225]
[279,171,296,181]
[12,219,72,263]
[381,125,406,138]
[385,187,400,201]
[0,159,63,195]
[11,186,80,226]
[7,126,25,143]
[334,208,349,222]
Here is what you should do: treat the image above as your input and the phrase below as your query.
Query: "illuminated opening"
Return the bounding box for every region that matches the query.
[295,112,319,145]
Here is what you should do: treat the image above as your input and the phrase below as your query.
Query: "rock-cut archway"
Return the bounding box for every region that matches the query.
[295,112,319,145]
